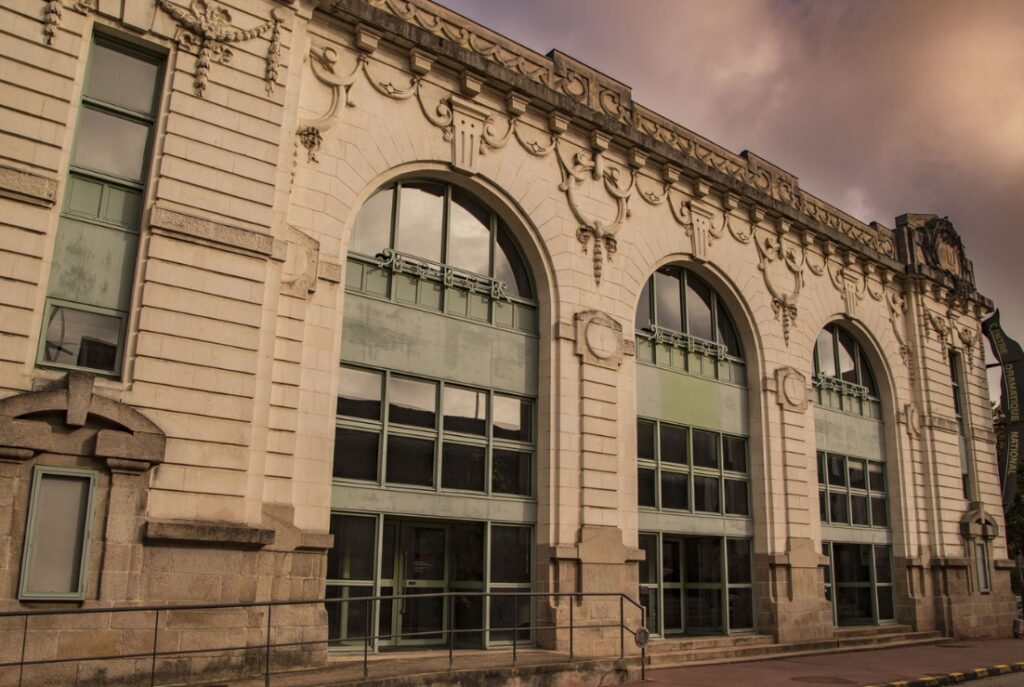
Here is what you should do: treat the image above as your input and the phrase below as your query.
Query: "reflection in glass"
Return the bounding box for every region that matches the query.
[716,300,741,357]
[350,187,393,257]
[494,228,532,298]
[443,386,487,435]
[636,280,652,331]
[490,526,530,583]
[837,329,857,384]
[816,329,837,377]
[338,367,382,420]
[492,449,531,495]
[684,537,722,584]
[441,443,485,492]
[660,424,687,464]
[87,44,159,113]
[848,459,866,490]
[389,377,437,428]
[694,475,720,513]
[73,108,150,181]
[655,269,682,332]
[724,479,748,515]
[726,539,752,584]
[868,463,885,492]
[396,182,444,262]
[327,515,376,580]
[450,522,485,582]
[685,588,722,632]
[692,430,719,469]
[827,454,846,486]
[493,395,531,441]
[851,495,869,525]
[447,190,491,275]
[686,274,714,342]
[22,474,90,595]
[722,435,747,473]
[728,587,753,630]
[661,471,688,510]
[333,428,379,481]
[829,492,848,524]
[639,534,659,584]
[43,305,120,372]
[871,497,888,527]
[637,420,656,460]
[638,468,656,507]
[385,435,434,486]
[489,594,531,641]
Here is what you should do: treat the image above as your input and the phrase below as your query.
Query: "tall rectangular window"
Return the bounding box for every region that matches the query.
[949,350,972,499]
[39,37,163,376]
[19,467,97,600]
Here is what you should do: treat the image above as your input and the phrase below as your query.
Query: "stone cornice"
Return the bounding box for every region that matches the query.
[323,0,900,271]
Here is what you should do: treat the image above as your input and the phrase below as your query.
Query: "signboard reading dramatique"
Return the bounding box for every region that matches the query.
[983,309,1023,509]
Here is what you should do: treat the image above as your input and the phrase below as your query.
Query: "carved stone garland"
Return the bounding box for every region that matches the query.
[155,0,284,98]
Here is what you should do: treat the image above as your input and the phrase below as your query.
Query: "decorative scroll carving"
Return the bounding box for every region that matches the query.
[886,289,913,369]
[753,221,803,345]
[298,46,359,162]
[155,0,284,98]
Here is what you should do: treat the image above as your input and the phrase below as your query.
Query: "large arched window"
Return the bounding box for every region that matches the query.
[812,323,892,627]
[346,180,535,333]
[634,266,753,637]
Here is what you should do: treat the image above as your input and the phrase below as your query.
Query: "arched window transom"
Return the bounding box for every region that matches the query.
[812,324,879,417]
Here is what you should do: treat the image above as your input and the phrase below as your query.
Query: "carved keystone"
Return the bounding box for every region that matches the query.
[449,96,490,175]
[574,310,625,369]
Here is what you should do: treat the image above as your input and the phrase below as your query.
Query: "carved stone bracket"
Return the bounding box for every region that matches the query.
[574,310,625,369]
[155,0,284,98]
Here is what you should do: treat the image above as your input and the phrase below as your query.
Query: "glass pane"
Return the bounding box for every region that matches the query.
[639,534,658,584]
[73,108,149,181]
[378,586,394,640]
[636,279,652,331]
[876,585,895,621]
[494,227,532,298]
[837,329,857,384]
[325,585,372,647]
[49,216,139,311]
[871,497,888,527]
[43,305,120,372]
[640,587,660,636]
[874,547,892,584]
[692,430,719,469]
[327,515,376,580]
[694,475,720,513]
[660,471,689,510]
[450,522,485,582]
[441,442,485,492]
[333,428,379,481]
[637,419,656,460]
[662,540,681,583]
[489,593,530,642]
[685,537,722,584]
[663,588,682,632]
[447,189,491,275]
[727,539,752,584]
[493,395,531,441]
[87,43,159,113]
[385,435,434,486]
[443,386,486,435]
[381,523,396,579]
[404,526,445,580]
[819,491,828,522]
[816,329,837,377]
[395,182,444,262]
[654,269,682,332]
[638,468,656,507]
[827,455,846,486]
[835,586,873,626]
[829,492,849,524]
[338,367,382,420]
[849,459,866,490]
[388,377,436,428]
[851,495,869,525]
[660,424,687,465]
[722,435,747,473]
[490,526,530,583]
[817,452,826,485]
[868,463,885,492]
[453,593,485,648]
[685,588,722,633]
[716,300,741,357]
[860,352,878,395]
[724,479,749,516]
[685,273,714,342]
[402,589,444,640]
[833,544,871,583]
[728,587,753,630]
[492,449,531,496]
[24,473,90,595]
[350,187,393,257]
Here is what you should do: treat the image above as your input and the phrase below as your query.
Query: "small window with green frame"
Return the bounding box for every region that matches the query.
[19,466,98,600]
[39,34,164,377]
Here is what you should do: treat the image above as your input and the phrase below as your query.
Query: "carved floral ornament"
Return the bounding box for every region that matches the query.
[299,38,914,352]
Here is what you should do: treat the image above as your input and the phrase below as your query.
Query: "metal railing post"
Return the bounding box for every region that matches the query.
[448,594,454,671]
[264,604,272,687]
[363,597,370,680]
[18,614,27,687]
[150,608,160,687]
[568,595,574,662]
[619,595,624,659]
[512,594,517,667]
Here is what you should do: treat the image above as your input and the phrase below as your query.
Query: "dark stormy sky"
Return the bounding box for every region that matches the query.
[439,0,1024,397]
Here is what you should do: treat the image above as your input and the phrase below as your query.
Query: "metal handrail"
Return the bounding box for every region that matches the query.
[0,590,648,686]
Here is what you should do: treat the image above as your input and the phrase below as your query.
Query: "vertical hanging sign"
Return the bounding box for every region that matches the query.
[982,309,1023,509]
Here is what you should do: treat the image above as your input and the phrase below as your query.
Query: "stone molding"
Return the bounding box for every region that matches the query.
[574,310,625,369]
[0,372,165,467]
[774,366,809,412]
[930,557,970,569]
[150,205,275,258]
[0,164,58,207]
[144,519,276,548]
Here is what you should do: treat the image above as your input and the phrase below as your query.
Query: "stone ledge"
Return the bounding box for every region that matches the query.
[296,530,334,551]
[0,164,58,207]
[150,205,274,258]
[144,519,275,548]
[931,557,970,569]
[994,559,1016,570]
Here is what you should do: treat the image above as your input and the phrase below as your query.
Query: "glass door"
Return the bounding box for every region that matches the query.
[399,522,449,645]
[662,537,685,634]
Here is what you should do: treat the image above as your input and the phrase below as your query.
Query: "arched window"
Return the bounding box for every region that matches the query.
[634,265,753,637]
[346,180,535,333]
[813,324,879,417]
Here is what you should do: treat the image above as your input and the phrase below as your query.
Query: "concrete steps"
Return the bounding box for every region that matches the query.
[646,627,949,668]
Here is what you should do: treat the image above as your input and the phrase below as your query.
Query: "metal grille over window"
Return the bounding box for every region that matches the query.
[345,181,537,334]
[40,38,163,376]
[334,365,535,497]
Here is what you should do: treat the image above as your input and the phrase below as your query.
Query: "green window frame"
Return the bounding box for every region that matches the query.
[19,466,98,600]
[817,451,888,529]
[636,418,750,517]
[344,180,538,334]
[334,364,536,499]
[39,34,164,377]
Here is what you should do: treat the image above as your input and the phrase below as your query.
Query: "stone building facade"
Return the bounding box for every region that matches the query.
[0,0,1013,682]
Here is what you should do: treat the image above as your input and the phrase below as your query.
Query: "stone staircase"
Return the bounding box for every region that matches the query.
[645,625,948,667]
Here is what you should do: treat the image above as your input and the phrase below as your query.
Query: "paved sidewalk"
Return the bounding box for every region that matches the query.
[626,639,1024,687]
